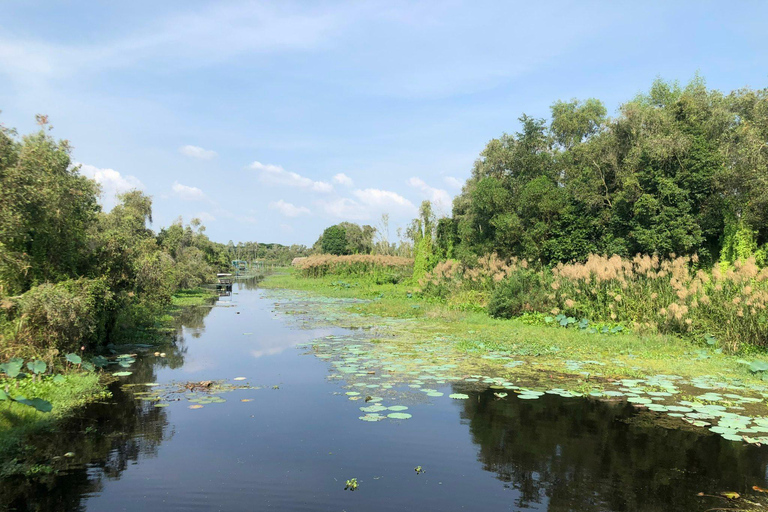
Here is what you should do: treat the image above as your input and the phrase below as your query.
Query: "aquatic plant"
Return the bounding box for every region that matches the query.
[421,253,768,350]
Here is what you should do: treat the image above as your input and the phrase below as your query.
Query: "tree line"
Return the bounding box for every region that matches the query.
[0,117,309,355]
[435,77,767,267]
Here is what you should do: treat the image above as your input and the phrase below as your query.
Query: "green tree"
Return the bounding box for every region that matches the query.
[320,225,348,255]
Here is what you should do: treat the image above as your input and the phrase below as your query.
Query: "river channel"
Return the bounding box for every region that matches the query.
[3,279,768,511]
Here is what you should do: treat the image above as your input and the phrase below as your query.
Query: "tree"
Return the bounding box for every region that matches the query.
[410,201,438,281]
[320,225,348,255]
[0,119,100,294]
[449,76,765,265]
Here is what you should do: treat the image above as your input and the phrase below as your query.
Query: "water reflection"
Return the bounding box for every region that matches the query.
[0,297,217,511]
[0,380,171,511]
[460,388,768,511]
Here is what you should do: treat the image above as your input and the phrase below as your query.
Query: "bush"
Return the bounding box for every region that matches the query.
[423,252,768,351]
[488,270,550,318]
[294,254,413,282]
[11,278,112,355]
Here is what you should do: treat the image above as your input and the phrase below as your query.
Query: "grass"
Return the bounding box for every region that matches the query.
[0,371,108,475]
[0,286,215,473]
[262,270,768,387]
[170,287,218,307]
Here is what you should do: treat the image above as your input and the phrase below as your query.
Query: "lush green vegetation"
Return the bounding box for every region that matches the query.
[0,118,285,439]
[293,254,413,283]
[440,77,767,266]
[304,77,768,352]
[262,270,768,386]
[0,118,310,361]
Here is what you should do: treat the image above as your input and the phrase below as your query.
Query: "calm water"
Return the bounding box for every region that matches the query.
[3,281,768,511]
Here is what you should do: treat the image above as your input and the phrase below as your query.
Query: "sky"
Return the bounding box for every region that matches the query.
[1,1,767,246]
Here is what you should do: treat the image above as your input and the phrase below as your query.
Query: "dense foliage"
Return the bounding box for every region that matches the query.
[443,78,768,266]
[0,119,305,357]
[419,253,768,350]
[293,254,413,283]
[314,222,376,255]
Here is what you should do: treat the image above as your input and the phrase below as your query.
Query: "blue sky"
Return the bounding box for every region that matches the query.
[1,1,766,246]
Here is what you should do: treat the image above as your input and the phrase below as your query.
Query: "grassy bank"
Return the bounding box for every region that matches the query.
[262,270,768,388]
[0,286,217,474]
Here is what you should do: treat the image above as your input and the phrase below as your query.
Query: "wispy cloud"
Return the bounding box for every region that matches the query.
[352,188,415,211]
[444,176,464,189]
[195,211,216,223]
[269,199,310,217]
[180,145,217,160]
[408,177,452,212]
[316,198,369,221]
[172,181,206,200]
[77,163,144,210]
[0,3,358,84]
[333,172,354,186]
[252,161,332,193]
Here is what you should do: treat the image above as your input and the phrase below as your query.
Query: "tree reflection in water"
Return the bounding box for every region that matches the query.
[0,299,217,511]
[458,387,768,511]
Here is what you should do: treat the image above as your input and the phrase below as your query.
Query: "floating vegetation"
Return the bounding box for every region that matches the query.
[344,478,359,491]
[266,288,768,444]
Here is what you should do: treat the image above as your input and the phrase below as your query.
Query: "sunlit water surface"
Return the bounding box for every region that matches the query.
[3,280,768,512]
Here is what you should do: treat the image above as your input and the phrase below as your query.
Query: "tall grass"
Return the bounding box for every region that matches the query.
[420,253,768,351]
[293,254,413,283]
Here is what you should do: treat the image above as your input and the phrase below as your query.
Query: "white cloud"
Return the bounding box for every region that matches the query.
[317,188,416,221]
[172,181,206,201]
[195,212,216,223]
[316,198,369,221]
[352,188,415,211]
[252,161,332,193]
[269,199,310,218]
[179,145,217,160]
[333,173,354,186]
[408,177,452,213]
[444,176,464,189]
[0,4,356,83]
[77,163,144,210]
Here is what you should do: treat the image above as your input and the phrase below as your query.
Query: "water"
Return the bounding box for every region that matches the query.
[3,281,768,511]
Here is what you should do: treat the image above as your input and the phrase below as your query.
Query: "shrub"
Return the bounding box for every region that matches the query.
[294,254,413,282]
[10,278,112,355]
[488,270,550,318]
[419,253,528,304]
[423,252,768,351]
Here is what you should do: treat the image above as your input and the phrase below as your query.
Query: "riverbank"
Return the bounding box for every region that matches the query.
[0,286,218,476]
[262,270,768,399]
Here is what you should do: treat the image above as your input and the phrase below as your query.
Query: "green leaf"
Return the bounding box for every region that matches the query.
[81,362,95,372]
[92,355,109,368]
[27,360,46,375]
[65,353,82,365]
[14,396,53,413]
[749,361,768,373]
[1,358,24,378]
[53,375,66,384]
[112,371,132,377]
[0,389,7,401]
